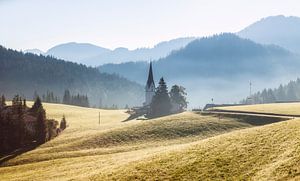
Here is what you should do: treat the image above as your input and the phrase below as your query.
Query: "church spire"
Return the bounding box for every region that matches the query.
[146,62,155,88]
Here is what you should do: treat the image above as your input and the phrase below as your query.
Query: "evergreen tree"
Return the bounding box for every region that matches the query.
[23,98,27,108]
[150,77,171,117]
[276,84,286,101]
[31,96,42,113]
[63,89,71,104]
[169,85,188,111]
[0,94,6,108]
[36,108,47,144]
[286,82,298,101]
[33,91,39,101]
[60,115,67,130]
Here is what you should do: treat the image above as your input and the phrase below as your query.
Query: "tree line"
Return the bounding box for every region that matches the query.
[241,78,300,104]
[63,90,89,107]
[0,95,67,155]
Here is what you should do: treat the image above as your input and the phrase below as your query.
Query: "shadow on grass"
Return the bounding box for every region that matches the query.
[199,111,291,126]
[0,142,40,166]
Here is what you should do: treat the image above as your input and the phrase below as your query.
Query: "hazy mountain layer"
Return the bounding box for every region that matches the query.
[26,37,196,66]
[238,15,300,54]
[99,33,300,107]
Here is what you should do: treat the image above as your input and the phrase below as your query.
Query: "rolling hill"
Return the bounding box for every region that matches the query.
[238,15,300,54]
[99,33,300,107]
[0,46,143,107]
[1,102,300,180]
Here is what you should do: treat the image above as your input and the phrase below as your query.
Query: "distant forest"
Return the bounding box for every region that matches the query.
[0,46,143,107]
[242,78,300,104]
[35,90,89,108]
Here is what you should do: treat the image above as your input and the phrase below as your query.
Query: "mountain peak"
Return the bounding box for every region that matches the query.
[237,15,300,53]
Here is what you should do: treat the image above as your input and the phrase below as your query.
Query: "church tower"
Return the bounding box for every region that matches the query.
[144,62,155,106]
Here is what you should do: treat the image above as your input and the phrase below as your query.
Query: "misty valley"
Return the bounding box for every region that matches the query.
[1,2,300,179]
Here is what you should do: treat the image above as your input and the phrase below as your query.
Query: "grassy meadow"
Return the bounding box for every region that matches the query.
[217,102,300,116]
[1,102,300,180]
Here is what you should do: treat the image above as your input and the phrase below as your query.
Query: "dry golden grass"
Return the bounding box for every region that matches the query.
[94,118,300,180]
[217,102,300,115]
[0,102,254,181]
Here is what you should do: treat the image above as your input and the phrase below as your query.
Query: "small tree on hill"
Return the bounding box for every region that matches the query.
[170,85,188,112]
[150,77,171,117]
[60,115,67,130]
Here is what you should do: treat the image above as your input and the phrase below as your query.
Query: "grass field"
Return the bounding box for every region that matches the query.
[1,102,300,180]
[216,102,300,116]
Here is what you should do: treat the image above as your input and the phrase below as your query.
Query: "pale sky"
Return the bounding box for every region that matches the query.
[0,0,300,51]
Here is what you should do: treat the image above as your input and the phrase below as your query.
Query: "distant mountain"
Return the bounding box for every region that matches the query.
[24,49,44,55]
[99,33,300,107]
[46,42,111,64]
[0,46,143,107]
[84,37,196,66]
[237,15,300,53]
[44,37,196,66]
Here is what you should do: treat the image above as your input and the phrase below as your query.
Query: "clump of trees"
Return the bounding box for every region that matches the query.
[0,95,67,154]
[241,78,300,104]
[149,77,187,117]
[63,89,89,107]
[41,91,60,103]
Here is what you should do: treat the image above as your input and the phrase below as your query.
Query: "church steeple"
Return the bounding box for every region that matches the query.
[146,62,155,89]
[144,62,156,106]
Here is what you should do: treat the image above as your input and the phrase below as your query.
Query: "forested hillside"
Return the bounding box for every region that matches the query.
[99,33,300,106]
[0,46,143,107]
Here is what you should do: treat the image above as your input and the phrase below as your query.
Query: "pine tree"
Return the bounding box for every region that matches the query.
[23,98,27,108]
[36,107,47,144]
[150,77,171,117]
[31,96,42,113]
[0,94,6,108]
[63,89,71,104]
[60,115,67,130]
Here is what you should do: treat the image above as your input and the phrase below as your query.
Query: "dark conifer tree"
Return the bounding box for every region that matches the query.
[36,108,47,144]
[31,96,42,113]
[150,77,171,117]
[63,90,71,104]
[0,94,6,108]
[60,115,67,130]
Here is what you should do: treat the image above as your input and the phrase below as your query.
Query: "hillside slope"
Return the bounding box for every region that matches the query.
[0,103,255,181]
[96,118,300,180]
[0,46,143,107]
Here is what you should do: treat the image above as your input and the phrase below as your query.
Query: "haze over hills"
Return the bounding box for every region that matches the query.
[99,33,300,107]
[0,46,143,107]
[237,15,300,54]
[46,42,111,63]
[24,49,44,55]
[26,37,196,66]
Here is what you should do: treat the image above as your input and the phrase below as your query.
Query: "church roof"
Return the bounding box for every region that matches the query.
[146,62,155,88]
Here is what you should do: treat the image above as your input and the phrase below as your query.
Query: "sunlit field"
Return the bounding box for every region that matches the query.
[1,102,300,180]
[216,102,300,116]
